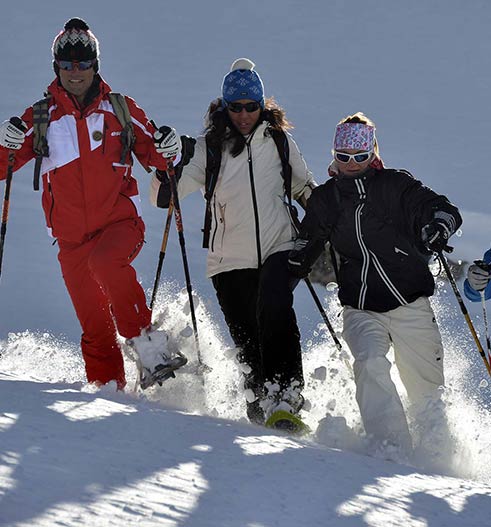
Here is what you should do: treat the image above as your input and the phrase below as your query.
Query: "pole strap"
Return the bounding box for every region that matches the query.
[32,96,51,191]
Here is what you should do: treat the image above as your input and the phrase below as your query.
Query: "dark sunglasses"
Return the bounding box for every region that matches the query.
[227,101,262,113]
[56,59,96,71]
[334,151,372,164]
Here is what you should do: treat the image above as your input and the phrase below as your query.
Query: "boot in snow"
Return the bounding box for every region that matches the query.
[262,382,309,435]
[127,325,187,390]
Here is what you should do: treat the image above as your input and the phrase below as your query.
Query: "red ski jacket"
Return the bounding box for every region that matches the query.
[0,77,167,243]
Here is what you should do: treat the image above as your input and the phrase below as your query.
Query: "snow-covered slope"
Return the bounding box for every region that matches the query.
[2,286,491,526]
[1,365,491,527]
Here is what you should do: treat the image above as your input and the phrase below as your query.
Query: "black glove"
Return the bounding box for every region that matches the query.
[180,135,196,168]
[288,239,312,279]
[155,135,196,183]
[421,219,452,253]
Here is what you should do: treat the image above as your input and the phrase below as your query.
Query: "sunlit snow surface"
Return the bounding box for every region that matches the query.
[2,282,491,483]
[1,283,491,527]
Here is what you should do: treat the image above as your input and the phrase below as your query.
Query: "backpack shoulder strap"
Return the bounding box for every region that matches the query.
[269,128,292,206]
[204,134,222,201]
[108,92,135,165]
[270,127,302,232]
[32,94,52,191]
[202,134,222,248]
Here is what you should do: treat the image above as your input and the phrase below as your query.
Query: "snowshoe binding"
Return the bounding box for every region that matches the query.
[126,325,188,390]
[138,351,187,390]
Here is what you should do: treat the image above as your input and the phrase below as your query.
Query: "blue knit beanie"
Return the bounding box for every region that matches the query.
[221,58,265,108]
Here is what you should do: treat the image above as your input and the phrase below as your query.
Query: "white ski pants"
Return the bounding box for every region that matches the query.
[342,296,444,448]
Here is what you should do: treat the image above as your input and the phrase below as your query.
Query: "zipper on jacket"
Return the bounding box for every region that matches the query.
[354,199,370,309]
[354,178,407,308]
[246,138,262,268]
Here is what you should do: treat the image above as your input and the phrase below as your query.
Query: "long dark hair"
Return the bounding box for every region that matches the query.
[204,97,292,157]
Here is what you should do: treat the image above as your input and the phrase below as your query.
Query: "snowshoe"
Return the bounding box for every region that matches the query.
[265,409,310,435]
[138,351,187,390]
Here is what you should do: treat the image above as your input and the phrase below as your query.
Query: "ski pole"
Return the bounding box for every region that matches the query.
[150,200,174,311]
[166,159,204,366]
[0,118,25,283]
[437,251,491,376]
[0,152,15,281]
[304,277,343,351]
[481,291,491,364]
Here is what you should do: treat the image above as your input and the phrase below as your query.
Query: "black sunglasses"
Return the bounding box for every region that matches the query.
[227,101,262,113]
[56,59,96,71]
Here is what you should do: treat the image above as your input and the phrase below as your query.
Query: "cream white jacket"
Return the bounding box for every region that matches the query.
[151,122,315,278]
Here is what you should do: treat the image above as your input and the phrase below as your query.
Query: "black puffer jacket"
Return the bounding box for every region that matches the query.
[297,167,462,312]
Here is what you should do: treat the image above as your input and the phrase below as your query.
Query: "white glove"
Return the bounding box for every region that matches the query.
[0,118,27,150]
[153,126,182,159]
[467,263,491,292]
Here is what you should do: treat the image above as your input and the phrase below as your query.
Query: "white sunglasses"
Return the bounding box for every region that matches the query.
[334,151,373,164]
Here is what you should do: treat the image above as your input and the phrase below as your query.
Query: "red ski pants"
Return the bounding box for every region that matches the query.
[58,217,152,388]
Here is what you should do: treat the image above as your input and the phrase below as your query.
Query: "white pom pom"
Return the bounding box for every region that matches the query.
[230,58,255,71]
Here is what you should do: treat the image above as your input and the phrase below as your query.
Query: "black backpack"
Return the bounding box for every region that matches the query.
[202,128,296,248]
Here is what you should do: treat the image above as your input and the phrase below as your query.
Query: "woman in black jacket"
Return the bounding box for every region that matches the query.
[288,112,462,451]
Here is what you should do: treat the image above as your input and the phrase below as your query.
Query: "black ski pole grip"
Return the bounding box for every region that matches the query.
[444,244,454,254]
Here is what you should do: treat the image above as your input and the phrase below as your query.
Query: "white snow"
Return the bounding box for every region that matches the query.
[1,1,491,525]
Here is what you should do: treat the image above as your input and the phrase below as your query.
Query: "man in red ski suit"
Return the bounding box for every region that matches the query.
[0,18,182,390]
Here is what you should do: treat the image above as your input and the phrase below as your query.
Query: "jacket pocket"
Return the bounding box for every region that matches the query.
[127,217,146,262]
[394,246,409,257]
[41,172,55,229]
[112,162,131,180]
[211,199,226,253]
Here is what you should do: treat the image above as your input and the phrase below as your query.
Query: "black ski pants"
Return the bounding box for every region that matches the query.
[212,251,304,401]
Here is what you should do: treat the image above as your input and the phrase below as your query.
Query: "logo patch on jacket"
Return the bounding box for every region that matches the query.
[92,130,103,141]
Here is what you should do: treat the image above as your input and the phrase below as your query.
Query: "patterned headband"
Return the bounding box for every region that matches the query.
[334,123,375,151]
